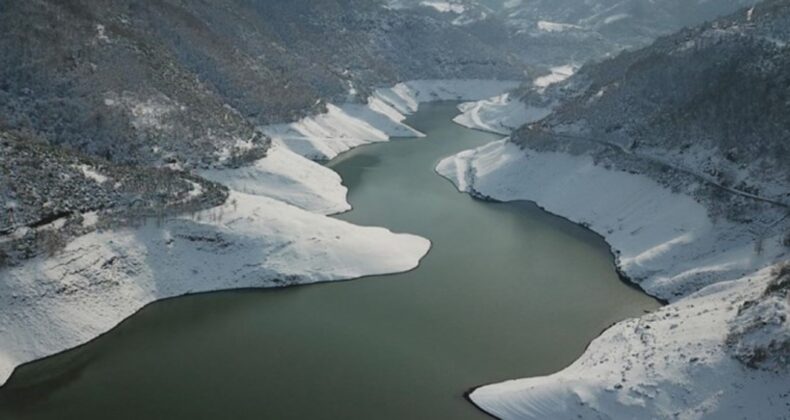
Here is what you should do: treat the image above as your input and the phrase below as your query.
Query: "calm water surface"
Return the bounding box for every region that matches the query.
[0,102,660,419]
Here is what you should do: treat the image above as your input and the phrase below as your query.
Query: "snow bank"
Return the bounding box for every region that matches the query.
[201,142,350,215]
[373,80,521,116]
[202,79,521,213]
[265,80,520,161]
[453,93,551,135]
[438,140,786,300]
[261,101,421,162]
[0,192,431,385]
[452,71,573,134]
[537,21,582,33]
[534,65,577,91]
[438,139,789,418]
[469,266,790,419]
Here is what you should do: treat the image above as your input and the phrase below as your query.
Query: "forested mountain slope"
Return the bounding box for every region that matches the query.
[385,0,754,66]
[518,0,790,204]
[0,0,523,168]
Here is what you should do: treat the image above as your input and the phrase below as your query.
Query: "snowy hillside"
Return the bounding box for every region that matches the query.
[0,0,523,169]
[518,0,790,206]
[1,0,788,417]
[437,2,790,417]
[0,0,525,266]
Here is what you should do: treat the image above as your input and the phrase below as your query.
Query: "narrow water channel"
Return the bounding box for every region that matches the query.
[0,102,660,420]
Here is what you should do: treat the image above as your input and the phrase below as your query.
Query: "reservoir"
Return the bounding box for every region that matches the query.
[0,102,660,419]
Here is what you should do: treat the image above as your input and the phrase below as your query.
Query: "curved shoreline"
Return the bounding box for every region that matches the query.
[0,92,661,420]
[4,80,779,419]
[434,166,669,306]
[0,237,435,394]
[0,80,520,388]
[434,158,668,420]
[435,126,789,418]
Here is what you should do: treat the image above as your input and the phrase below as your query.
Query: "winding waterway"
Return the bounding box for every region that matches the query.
[0,102,660,419]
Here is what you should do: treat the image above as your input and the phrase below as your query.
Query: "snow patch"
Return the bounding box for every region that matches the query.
[537,21,582,33]
[95,24,111,43]
[104,92,177,132]
[534,65,577,91]
[454,93,552,135]
[75,164,108,184]
[419,1,466,14]
[81,212,99,229]
[201,142,350,215]
[601,13,631,26]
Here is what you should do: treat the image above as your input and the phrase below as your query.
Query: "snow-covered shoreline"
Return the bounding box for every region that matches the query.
[453,93,551,136]
[438,140,787,302]
[437,132,789,417]
[451,65,576,135]
[468,265,790,419]
[0,79,519,386]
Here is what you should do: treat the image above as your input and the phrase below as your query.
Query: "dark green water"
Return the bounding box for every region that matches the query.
[0,102,659,420]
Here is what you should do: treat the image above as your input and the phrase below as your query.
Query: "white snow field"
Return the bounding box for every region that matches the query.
[202,142,352,215]
[0,80,518,386]
[438,139,789,418]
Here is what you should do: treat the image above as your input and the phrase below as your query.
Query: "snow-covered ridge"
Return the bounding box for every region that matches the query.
[0,79,518,387]
[437,138,789,417]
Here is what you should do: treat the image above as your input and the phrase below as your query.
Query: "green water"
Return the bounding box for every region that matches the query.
[0,102,660,419]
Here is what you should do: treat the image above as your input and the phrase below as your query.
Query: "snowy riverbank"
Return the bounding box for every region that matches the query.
[468,265,790,419]
[452,93,550,135]
[0,80,519,386]
[452,65,576,135]
[438,136,789,417]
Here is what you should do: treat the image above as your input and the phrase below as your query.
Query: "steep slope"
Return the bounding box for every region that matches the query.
[519,0,790,204]
[0,0,522,169]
